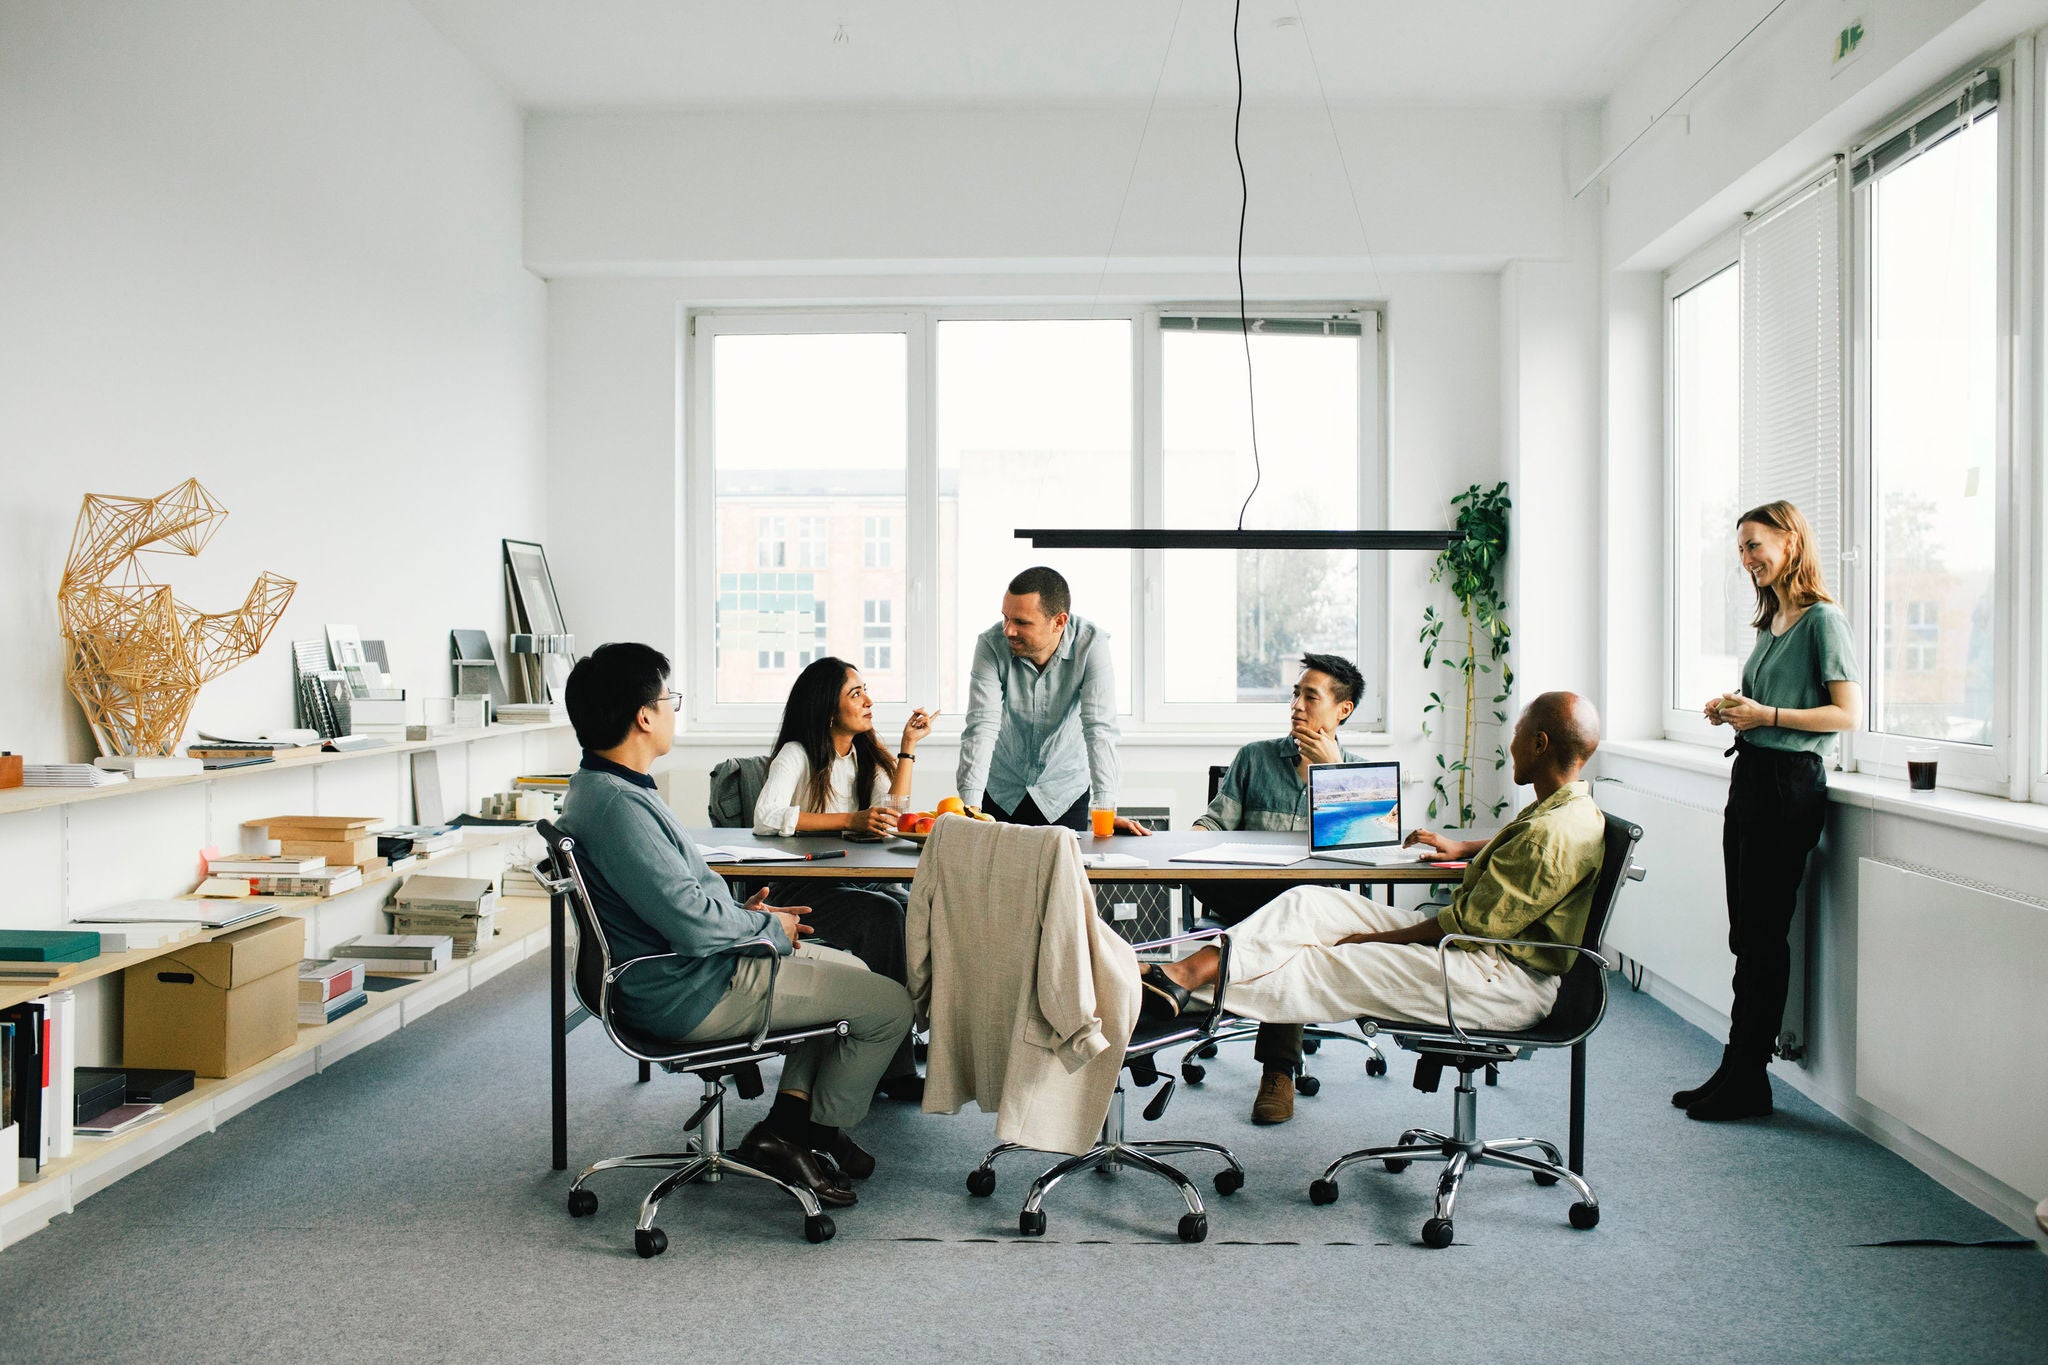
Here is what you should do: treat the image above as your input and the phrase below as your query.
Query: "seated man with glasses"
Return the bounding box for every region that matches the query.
[557,643,913,1213]
[1191,653,1369,1125]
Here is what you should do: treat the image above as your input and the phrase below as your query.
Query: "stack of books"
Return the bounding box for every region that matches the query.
[0,930,101,982]
[57,919,200,952]
[22,764,128,788]
[208,853,326,877]
[297,958,368,1024]
[92,755,204,778]
[493,703,560,724]
[331,934,453,975]
[374,824,465,865]
[242,815,386,876]
[244,865,364,898]
[388,875,496,957]
[500,862,549,898]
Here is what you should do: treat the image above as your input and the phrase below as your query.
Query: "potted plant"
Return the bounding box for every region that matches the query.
[1419,481,1513,824]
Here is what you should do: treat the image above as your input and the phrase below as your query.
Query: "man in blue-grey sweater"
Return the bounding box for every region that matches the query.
[557,643,912,1210]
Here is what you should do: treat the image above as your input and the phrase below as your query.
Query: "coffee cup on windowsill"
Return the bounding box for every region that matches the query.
[1905,746,1940,793]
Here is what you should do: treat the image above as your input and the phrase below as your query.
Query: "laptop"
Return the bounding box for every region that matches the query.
[1306,761,1426,867]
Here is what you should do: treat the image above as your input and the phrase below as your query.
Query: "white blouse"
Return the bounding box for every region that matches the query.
[753,740,889,836]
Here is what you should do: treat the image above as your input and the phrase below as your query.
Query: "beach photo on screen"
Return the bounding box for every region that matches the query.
[1312,764,1401,847]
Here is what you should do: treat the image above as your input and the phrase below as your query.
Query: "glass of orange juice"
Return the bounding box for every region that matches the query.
[1089,807,1116,839]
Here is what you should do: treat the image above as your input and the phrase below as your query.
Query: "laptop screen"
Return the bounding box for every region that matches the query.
[1308,761,1403,851]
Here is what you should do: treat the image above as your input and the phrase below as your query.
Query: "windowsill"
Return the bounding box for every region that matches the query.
[1601,738,2048,850]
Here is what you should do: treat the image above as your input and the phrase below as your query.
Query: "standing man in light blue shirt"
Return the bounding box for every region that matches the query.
[957,566,1149,835]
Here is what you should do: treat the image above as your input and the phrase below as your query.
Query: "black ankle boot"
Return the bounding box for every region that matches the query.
[1672,1049,1736,1109]
[1686,1067,1772,1121]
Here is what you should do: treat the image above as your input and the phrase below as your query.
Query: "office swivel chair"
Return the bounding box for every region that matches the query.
[968,927,1247,1243]
[1307,813,1644,1248]
[534,820,853,1251]
[1178,764,1388,1095]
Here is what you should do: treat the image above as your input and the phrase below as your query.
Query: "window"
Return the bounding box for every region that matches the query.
[863,599,893,673]
[699,322,908,706]
[863,516,892,569]
[690,308,1384,729]
[1160,318,1371,710]
[1667,260,1746,730]
[1860,85,2001,756]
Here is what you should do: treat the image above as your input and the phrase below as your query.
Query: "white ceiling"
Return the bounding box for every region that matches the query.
[410,0,1688,111]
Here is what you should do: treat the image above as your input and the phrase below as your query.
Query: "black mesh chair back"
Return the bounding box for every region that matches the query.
[1206,764,1228,803]
[1513,812,1642,1047]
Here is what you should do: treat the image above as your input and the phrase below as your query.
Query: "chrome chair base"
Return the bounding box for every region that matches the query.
[1308,1062,1598,1247]
[967,1086,1246,1244]
[566,1076,838,1252]
[1178,1020,1388,1091]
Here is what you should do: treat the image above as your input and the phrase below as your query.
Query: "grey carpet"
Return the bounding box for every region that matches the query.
[2,958,2042,1364]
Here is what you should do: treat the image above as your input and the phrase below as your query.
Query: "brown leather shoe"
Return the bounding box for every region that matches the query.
[736,1123,857,1207]
[1251,1071,1295,1125]
[826,1129,876,1180]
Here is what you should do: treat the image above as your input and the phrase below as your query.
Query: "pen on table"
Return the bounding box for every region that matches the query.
[798,850,847,861]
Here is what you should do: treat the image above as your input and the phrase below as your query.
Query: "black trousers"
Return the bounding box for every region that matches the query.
[984,791,1090,833]
[1722,742,1828,1066]
[774,879,918,1081]
[1191,881,1304,1074]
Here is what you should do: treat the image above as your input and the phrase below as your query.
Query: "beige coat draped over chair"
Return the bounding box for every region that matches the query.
[907,816,1138,1157]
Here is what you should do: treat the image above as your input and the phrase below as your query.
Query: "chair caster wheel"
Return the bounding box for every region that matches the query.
[965,1168,997,1198]
[1308,1178,1340,1205]
[1568,1201,1600,1230]
[1295,1073,1322,1097]
[1181,1063,1206,1085]
[804,1214,836,1243]
[1303,1038,1321,1055]
[1365,1055,1388,1078]
[1019,1209,1047,1237]
[1196,1043,1218,1060]
[1213,1167,1244,1196]
[1178,1213,1209,1243]
[635,1227,668,1258]
[1421,1218,1454,1249]
[567,1188,598,1217]
[1533,1171,1560,1187]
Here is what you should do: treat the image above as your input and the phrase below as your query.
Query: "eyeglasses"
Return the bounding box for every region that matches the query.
[647,690,683,712]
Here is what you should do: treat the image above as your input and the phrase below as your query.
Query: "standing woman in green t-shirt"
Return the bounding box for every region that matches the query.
[1683,500,1863,1121]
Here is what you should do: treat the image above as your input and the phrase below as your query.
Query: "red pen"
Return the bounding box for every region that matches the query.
[798,850,847,861]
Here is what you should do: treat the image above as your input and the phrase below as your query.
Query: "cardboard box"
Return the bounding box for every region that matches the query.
[123,916,304,1078]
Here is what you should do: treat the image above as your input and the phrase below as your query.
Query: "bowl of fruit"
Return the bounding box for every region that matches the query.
[894,798,995,845]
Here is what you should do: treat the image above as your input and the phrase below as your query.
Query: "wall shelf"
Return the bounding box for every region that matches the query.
[0,896,549,1247]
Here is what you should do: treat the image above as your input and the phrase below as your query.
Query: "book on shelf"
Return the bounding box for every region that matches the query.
[75,1066,193,1106]
[332,934,453,973]
[300,990,367,1026]
[2,1001,45,1180]
[194,728,322,752]
[493,703,561,724]
[75,1102,164,1138]
[21,764,129,788]
[58,919,200,953]
[0,963,80,982]
[393,874,495,912]
[194,876,254,899]
[92,755,204,778]
[0,930,102,963]
[379,824,465,854]
[207,853,327,876]
[197,755,273,771]
[388,912,494,957]
[245,866,363,898]
[512,773,571,791]
[73,1068,127,1126]
[298,958,366,1003]
[187,744,309,759]
[276,835,379,865]
[75,900,273,930]
[322,735,389,752]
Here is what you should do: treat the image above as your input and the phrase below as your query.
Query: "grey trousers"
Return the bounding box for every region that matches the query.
[683,944,913,1129]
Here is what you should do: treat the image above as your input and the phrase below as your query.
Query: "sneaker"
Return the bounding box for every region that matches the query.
[1251,1071,1296,1125]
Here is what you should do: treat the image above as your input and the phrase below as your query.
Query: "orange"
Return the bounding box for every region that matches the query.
[936,796,965,816]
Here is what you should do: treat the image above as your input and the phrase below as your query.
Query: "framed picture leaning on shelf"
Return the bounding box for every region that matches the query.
[502,539,566,637]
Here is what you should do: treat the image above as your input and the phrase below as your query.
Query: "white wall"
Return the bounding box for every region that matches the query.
[0,1,547,761]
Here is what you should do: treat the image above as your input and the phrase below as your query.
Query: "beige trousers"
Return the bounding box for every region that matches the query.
[685,943,913,1129]
[1213,886,1560,1032]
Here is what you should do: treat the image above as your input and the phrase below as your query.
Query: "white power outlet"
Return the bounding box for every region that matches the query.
[1112,902,1138,922]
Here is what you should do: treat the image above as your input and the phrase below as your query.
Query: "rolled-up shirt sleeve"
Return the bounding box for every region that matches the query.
[752,742,810,837]
[956,631,1005,810]
[1078,638,1121,812]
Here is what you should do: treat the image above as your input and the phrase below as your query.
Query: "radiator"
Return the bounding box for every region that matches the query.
[1092,806,1179,961]
[1593,779,1809,1060]
[1856,860,2048,1198]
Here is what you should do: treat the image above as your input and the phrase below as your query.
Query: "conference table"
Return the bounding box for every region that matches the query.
[546,828,1552,1174]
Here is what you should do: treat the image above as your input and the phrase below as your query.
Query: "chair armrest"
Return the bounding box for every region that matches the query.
[1431,934,1610,1048]
[1131,926,1234,1042]
[607,933,788,1051]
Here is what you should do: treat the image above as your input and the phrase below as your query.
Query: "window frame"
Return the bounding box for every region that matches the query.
[1845,57,2022,797]
[684,303,1388,735]
[1662,232,1744,744]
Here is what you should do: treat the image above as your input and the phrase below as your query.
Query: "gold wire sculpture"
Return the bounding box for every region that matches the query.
[57,479,296,757]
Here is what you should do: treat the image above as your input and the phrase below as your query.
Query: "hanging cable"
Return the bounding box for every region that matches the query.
[1232,0,1262,532]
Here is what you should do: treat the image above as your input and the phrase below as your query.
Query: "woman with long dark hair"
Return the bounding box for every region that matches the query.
[754,657,936,1100]
[1684,500,1861,1121]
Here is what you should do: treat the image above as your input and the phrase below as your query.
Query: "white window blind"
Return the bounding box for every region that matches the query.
[1739,170,1843,576]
